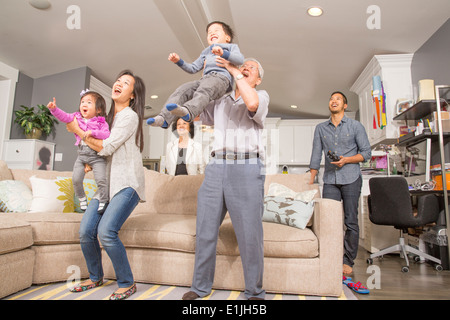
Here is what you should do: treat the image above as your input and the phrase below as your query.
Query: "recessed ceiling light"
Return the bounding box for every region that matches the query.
[307,6,323,17]
[150,95,159,99]
[290,105,298,109]
[29,0,51,10]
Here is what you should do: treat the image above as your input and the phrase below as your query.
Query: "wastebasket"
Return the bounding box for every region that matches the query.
[420,226,449,270]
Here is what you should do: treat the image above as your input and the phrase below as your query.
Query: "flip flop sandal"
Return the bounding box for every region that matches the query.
[342,276,353,285]
[347,281,370,294]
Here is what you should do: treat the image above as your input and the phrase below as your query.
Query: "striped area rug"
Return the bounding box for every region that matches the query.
[5,280,357,301]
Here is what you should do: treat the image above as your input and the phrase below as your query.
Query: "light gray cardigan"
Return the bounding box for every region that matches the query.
[98,107,145,202]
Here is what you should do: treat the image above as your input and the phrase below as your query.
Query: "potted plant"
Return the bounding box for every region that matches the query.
[14,104,59,139]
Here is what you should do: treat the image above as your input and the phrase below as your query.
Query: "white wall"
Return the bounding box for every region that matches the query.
[0,61,19,160]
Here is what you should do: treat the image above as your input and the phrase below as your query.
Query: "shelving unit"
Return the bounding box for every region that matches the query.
[393,99,448,121]
[394,85,450,267]
[435,85,450,264]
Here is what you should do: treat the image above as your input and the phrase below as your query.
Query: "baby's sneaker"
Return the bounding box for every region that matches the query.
[79,197,88,211]
[146,115,168,128]
[166,104,191,122]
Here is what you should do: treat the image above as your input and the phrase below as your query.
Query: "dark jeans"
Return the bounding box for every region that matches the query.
[323,175,362,267]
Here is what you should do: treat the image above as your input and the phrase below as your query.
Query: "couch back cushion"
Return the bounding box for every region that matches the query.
[134,169,204,215]
[10,168,94,190]
[135,171,319,216]
[264,173,319,197]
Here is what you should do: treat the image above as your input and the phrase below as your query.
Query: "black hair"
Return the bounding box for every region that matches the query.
[80,91,107,117]
[107,70,146,152]
[206,21,235,43]
[331,91,348,105]
[171,118,195,139]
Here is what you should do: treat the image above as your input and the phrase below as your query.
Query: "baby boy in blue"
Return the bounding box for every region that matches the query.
[147,21,244,128]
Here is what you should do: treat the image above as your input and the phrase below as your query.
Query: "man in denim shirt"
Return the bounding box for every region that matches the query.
[309,91,371,275]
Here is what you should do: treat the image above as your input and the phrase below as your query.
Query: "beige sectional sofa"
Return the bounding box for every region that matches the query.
[0,160,344,299]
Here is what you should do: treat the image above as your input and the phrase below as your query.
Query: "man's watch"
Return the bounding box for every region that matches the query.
[235,74,244,80]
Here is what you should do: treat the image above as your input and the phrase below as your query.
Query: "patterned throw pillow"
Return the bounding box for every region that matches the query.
[263,196,315,229]
[263,183,318,229]
[0,180,33,212]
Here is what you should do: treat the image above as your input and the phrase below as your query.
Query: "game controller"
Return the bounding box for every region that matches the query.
[327,151,340,162]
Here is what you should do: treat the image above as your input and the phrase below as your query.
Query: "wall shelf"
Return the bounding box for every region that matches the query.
[393,99,449,121]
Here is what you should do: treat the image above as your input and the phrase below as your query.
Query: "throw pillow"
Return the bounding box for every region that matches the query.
[0,180,33,212]
[263,196,315,229]
[263,183,318,229]
[28,176,74,213]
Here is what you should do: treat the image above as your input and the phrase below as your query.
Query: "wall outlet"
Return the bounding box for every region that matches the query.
[55,153,63,162]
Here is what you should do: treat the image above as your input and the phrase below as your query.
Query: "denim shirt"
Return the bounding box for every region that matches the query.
[310,115,371,185]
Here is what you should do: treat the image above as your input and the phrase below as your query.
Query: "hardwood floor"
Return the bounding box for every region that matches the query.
[350,246,450,300]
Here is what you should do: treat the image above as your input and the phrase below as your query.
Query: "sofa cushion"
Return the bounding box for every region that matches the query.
[10,168,93,190]
[120,214,197,253]
[216,219,319,258]
[0,215,33,254]
[264,174,320,197]
[134,170,203,216]
[5,212,82,245]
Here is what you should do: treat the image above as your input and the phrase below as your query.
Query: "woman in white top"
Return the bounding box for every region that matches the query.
[165,118,206,175]
[66,70,146,300]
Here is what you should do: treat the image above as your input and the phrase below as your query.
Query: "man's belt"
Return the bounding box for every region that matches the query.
[211,151,259,160]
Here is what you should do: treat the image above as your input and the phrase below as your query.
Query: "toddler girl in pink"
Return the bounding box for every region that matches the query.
[47,90,110,213]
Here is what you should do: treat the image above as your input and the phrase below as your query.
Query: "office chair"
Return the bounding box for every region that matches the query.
[367,176,442,272]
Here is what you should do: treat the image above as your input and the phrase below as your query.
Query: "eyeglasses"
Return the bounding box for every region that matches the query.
[241,64,258,72]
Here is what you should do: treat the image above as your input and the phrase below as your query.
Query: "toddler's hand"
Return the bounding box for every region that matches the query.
[47,97,57,110]
[168,53,180,63]
[211,46,223,56]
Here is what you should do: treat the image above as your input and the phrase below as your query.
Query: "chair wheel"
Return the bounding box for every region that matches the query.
[367,258,373,264]
[413,255,421,262]
[435,264,443,271]
[401,266,409,273]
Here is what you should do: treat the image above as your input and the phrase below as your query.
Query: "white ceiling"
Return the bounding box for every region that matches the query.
[0,0,449,119]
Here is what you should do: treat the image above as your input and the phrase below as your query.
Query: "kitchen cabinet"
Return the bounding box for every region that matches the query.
[351,54,414,146]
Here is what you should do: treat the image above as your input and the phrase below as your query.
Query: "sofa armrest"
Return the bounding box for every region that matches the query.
[311,198,344,294]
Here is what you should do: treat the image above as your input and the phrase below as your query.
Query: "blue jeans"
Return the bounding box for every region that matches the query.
[323,175,362,267]
[79,187,139,288]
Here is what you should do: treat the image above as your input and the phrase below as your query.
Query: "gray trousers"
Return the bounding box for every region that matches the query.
[191,157,266,299]
[73,145,108,204]
[160,73,230,125]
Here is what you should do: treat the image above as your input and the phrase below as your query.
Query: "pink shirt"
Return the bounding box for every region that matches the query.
[50,106,110,145]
